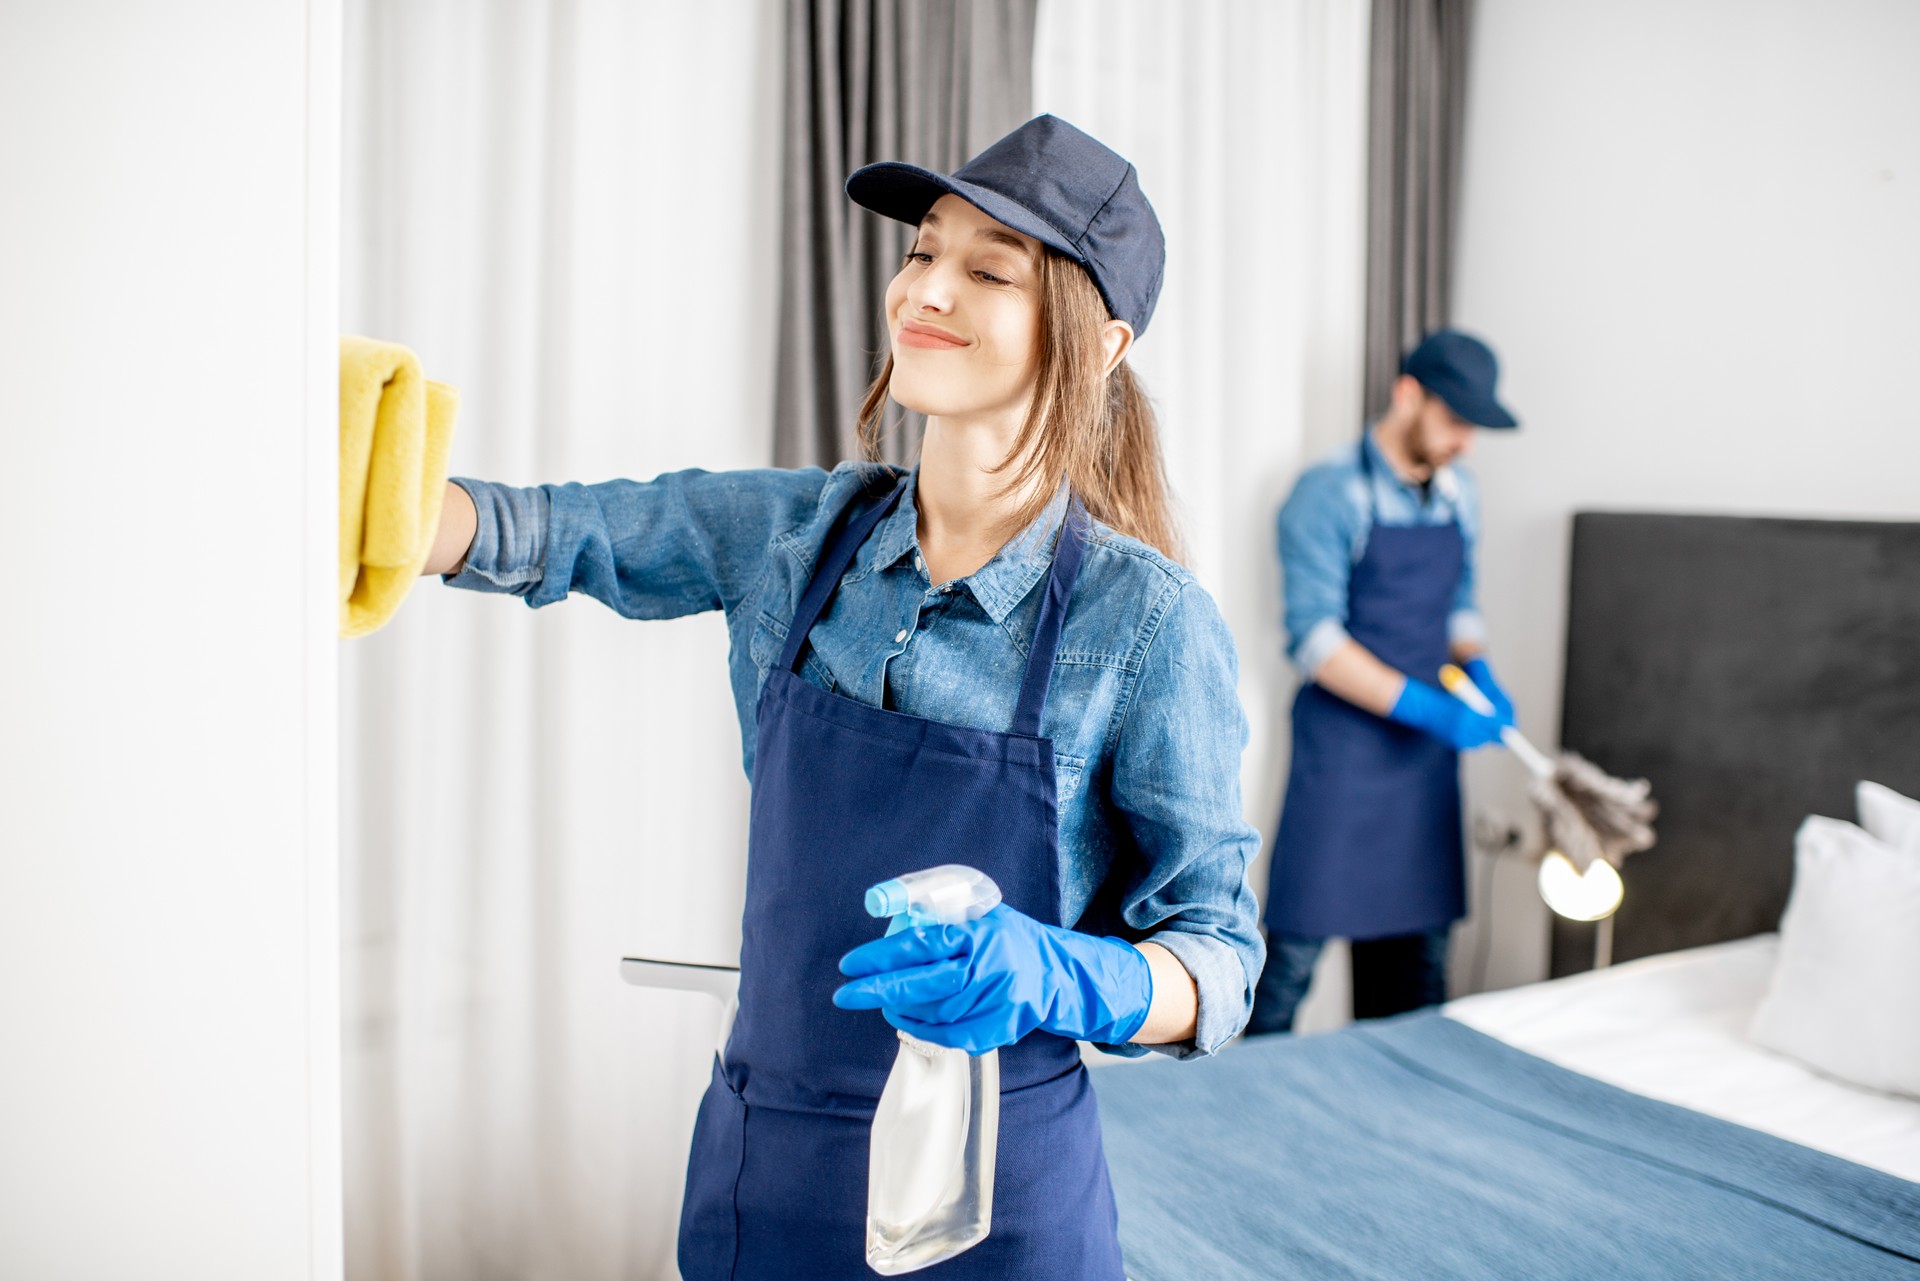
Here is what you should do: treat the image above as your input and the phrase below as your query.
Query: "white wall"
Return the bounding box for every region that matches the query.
[1452,0,1920,991]
[0,4,341,1279]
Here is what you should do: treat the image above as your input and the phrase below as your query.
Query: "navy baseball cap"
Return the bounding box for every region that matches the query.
[846,115,1167,337]
[1402,329,1519,429]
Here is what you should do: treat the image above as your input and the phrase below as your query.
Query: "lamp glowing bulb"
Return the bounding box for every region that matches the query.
[1537,850,1624,922]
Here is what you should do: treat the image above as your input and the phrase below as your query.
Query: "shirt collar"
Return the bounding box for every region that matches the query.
[1362,430,1458,507]
[861,471,922,573]
[868,470,1072,625]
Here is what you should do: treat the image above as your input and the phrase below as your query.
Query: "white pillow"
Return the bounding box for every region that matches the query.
[1749,815,1920,1098]
[1857,780,1920,853]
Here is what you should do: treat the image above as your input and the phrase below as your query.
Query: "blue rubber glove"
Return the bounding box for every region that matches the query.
[1388,676,1508,751]
[1462,656,1516,726]
[833,903,1155,1054]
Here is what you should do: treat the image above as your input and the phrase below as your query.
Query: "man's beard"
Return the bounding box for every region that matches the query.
[1407,430,1444,473]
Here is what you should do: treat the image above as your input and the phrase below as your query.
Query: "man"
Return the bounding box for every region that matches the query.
[1247,329,1519,1035]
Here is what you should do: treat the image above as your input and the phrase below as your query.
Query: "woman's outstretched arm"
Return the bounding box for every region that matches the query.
[422,479,477,576]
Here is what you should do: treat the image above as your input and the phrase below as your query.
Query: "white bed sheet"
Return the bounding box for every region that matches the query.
[1445,934,1920,1182]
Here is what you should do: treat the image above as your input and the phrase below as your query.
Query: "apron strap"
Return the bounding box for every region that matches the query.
[777,476,908,674]
[1358,430,1381,527]
[1009,493,1090,738]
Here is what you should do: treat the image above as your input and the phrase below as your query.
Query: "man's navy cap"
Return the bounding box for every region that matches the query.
[1401,329,1518,428]
[846,115,1167,337]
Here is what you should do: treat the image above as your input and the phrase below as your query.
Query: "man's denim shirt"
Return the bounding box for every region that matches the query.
[447,462,1265,1058]
[1279,432,1485,678]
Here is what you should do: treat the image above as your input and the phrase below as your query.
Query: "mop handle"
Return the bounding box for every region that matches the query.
[1438,665,1557,779]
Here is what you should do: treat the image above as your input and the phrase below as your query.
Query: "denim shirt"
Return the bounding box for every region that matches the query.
[446,462,1264,1058]
[1277,431,1486,678]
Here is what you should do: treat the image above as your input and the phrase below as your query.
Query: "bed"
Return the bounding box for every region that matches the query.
[1093,937,1920,1279]
[1090,513,1920,1279]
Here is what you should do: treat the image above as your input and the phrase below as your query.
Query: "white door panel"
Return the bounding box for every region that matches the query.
[0,3,341,1277]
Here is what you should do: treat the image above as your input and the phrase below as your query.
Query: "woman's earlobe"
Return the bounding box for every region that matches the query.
[1101,320,1136,377]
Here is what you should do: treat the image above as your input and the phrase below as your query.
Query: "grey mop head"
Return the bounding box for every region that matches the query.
[1528,750,1658,871]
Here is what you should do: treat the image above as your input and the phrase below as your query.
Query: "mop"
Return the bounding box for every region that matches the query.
[1440,665,1658,871]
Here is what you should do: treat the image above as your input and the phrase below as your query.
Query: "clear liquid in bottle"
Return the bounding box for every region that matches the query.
[864,1032,999,1275]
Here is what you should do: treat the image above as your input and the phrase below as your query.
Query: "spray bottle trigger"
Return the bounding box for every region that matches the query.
[886,905,938,936]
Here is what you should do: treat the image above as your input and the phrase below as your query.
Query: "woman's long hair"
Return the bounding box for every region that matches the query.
[855,250,1183,563]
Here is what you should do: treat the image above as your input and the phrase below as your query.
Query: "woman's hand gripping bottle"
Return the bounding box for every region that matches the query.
[861,865,1002,1275]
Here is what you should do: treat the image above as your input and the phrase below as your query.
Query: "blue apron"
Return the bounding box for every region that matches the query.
[1265,442,1467,940]
[678,478,1127,1281]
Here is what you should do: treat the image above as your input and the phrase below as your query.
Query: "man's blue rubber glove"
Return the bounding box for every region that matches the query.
[1388,676,1508,750]
[833,903,1155,1054]
[1462,656,1516,725]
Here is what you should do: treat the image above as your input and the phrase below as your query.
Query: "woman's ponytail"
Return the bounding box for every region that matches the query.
[1095,360,1180,563]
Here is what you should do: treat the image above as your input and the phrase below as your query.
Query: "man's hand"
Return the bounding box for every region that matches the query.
[1461,656,1515,725]
[1387,677,1508,751]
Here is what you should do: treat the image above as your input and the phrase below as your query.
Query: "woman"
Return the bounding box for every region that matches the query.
[421,115,1262,1280]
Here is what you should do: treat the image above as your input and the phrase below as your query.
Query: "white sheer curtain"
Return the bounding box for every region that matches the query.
[341,4,781,1279]
[1035,0,1372,1031]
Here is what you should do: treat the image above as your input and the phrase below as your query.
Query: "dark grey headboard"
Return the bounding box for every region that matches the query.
[1550,513,1920,977]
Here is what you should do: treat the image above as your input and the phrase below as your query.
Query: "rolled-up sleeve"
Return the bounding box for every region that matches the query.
[1277,467,1363,679]
[443,467,830,620]
[1105,581,1266,1059]
[1448,608,1488,651]
[443,478,548,596]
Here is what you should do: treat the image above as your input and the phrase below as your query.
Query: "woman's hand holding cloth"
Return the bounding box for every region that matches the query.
[834,904,1155,1053]
[338,335,459,637]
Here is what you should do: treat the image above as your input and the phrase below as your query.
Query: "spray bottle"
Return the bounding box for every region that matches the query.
[862,865,1002,1275]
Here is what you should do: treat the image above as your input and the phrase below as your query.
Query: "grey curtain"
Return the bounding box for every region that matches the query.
[774,0,1037,468]
[1364,0,1473,420]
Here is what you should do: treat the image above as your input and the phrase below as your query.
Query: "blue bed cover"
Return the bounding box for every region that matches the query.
[1091,1010,1920,1279]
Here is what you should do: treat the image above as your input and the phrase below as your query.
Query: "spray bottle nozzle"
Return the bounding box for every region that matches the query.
[865,881,910,919]
[862,864,1002,934]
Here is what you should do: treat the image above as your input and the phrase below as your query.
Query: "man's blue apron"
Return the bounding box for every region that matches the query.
[1266,442,1467,940]
[678,478,1127,1281]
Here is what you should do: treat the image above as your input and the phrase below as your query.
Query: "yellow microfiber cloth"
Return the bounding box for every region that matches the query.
[338,335,459,638]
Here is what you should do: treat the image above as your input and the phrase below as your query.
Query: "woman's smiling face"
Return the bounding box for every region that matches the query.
[883,194,1044,424]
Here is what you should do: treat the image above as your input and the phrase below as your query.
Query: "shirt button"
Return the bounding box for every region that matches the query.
[914,554,925,572]
[894,629,908,643]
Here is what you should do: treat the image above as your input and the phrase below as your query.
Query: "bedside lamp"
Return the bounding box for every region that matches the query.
[1538,850,1624,967]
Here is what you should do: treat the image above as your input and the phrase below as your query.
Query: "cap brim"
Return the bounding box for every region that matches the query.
[846,162,1081,264]
[1436,390,1519,429]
